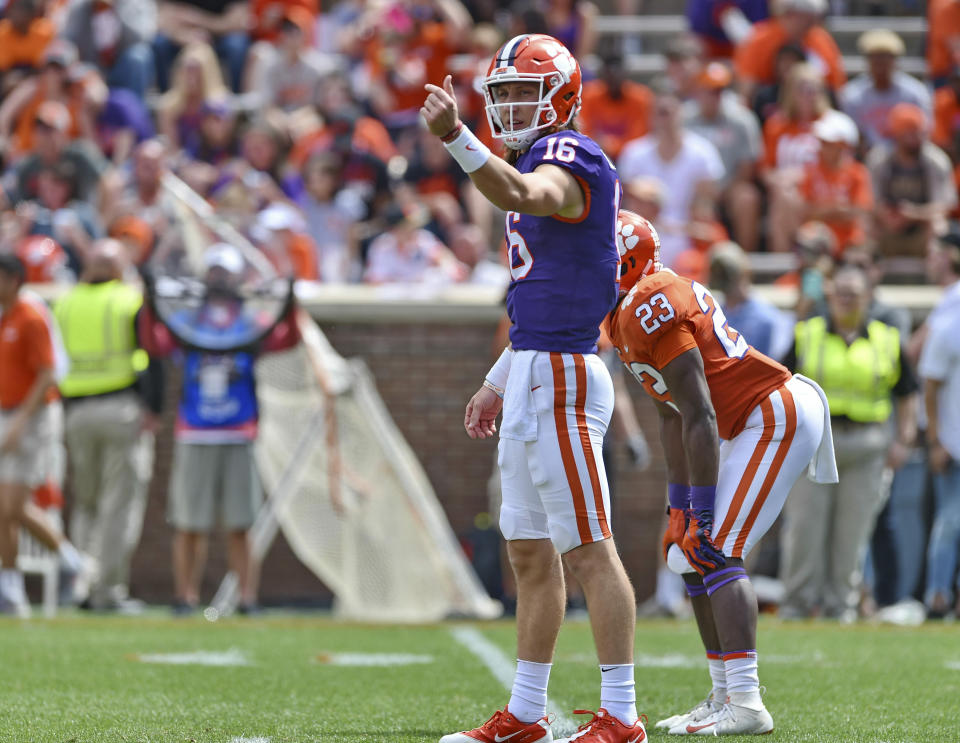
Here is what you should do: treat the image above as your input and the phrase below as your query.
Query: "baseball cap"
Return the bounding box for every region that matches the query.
[858,29,906,56]
[200,97,233,118]
[778,0,827,13]
[812,109,859,145]
[663,34,703,61]
[887,102,928,137]
[34,100,72,132]
[204,243,245,274]
[697,62,732,91]
[794,220,836,255]
[281,6,313,35]
[256,202,306,234]
[43,39,78,69]
[709,241,750,278]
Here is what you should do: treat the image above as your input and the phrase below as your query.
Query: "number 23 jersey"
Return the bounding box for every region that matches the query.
[507,131,621,354]
[606,270,791,440]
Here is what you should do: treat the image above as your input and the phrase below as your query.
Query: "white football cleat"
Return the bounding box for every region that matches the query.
[656,694,723,731]
[677,702,774,736]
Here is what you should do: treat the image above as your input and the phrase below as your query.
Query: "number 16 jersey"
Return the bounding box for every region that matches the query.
[507,131,621,354]
[606,270,791,440]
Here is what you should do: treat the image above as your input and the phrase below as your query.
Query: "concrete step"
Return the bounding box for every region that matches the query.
[591,14,928,78]
[620,51,927,80]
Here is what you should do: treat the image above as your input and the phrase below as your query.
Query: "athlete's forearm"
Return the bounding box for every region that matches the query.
[681,414,720,487]
[657,409,689,485]
[468,157,564,215]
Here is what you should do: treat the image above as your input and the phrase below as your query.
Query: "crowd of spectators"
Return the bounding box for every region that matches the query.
[0,0,958,618]
[0,0,952,290]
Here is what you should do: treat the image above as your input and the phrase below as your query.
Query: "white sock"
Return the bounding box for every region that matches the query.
[724,652,760,707]
[0,569,26,604]
[707,653,726,701]
[58,541,84,573]
[600,663,638,726]
[508,659,551,723]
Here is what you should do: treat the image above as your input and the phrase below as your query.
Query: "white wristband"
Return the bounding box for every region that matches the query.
[443,125,491,173]
[482,379,504,398]
[485,347,512,392]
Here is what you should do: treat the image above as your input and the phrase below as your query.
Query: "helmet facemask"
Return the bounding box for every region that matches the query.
[483,73,579,151]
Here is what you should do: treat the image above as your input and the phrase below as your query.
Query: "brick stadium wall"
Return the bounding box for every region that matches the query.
[124,313,668,608]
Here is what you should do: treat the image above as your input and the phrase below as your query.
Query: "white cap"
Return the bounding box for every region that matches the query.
[778,0,827,13]
[256,203,306,233]
[204,243,245,274]
[812,109,859,145]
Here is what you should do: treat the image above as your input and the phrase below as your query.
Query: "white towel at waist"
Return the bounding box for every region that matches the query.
[500,349,538,442]
[794,373,839,484]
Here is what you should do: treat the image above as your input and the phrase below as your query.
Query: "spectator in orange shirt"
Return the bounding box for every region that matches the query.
[799,109,873,256]
[927,0,960,86]
[289,71,398,169]
[14,235,72,283]
[251,202,318,280]
[0,41,84,160]
[734,0,845,101]
[933,65,960,157]
[249,0,317,43]
[361,0,471,135]
[108,215,155,267]
[579,49,653,160]
[0,253,57,617]
[763,63,832,252]
[0,0,55,86]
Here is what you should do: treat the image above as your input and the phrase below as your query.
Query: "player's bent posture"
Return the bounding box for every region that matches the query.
[422,35,647,743]
[605,212,838,736]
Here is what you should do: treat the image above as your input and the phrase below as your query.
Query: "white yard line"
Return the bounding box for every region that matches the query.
[449,626,577,735]
[231,738,270,743]
[316,652,435,666]
[132,649,251,666]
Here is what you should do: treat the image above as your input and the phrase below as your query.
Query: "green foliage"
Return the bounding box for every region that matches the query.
[0,614,956,742]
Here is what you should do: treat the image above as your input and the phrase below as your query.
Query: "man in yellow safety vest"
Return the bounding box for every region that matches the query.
[53,240,163,612]
[778,261,919,621]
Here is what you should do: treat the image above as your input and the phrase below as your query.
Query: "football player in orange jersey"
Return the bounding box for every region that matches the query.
[604,211,839,736]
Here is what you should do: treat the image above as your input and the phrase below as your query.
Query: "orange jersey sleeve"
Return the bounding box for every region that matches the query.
[929,1,960,80]
[607,271,791,439]
[734,20,785,86]
[933,87,958,149]
[806,27,846,90]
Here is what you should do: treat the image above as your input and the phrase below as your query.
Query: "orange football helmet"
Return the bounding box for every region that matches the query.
[617,209,661,290]
[15,235,69,283]
[483,34,582,151]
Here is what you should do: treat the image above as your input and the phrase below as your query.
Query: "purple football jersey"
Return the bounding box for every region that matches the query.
[506,131,621,353]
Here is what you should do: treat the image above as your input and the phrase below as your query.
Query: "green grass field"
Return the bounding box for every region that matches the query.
[1,612,957,743]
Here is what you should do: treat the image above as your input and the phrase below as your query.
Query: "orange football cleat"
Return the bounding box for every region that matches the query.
[439,706,553,743]
[555,709,645,743]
